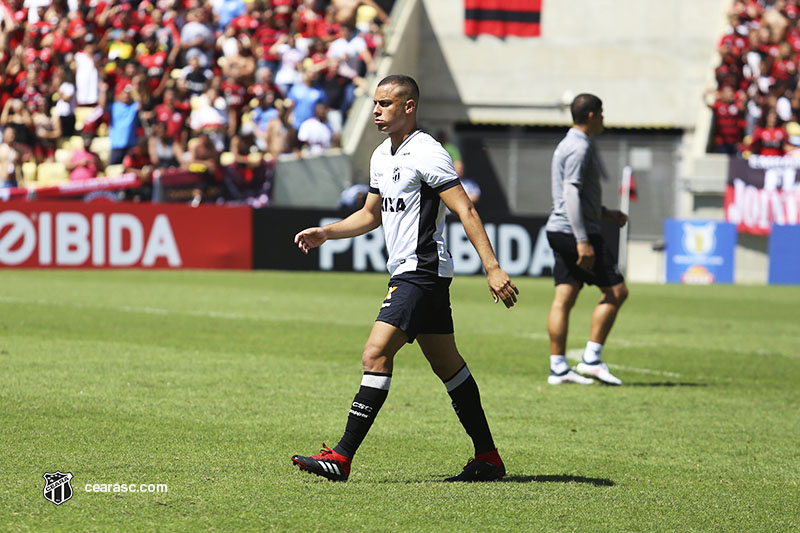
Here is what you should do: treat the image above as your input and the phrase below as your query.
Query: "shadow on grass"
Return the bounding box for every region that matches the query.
[501,474,614,486]
[401,474,615,485]
[624,382,707,387]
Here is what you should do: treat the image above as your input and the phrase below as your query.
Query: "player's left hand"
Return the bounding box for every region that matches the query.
[606,209,628,227]
[487,267,519,308]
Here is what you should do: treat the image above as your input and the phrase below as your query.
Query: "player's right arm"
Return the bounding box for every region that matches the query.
[294,191,382,254]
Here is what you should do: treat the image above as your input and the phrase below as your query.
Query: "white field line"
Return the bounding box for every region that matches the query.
[0,295,257,321]
[2,295,797,363]
[518,332,657,349]
[0,295,360,325]
[566,349,682,378]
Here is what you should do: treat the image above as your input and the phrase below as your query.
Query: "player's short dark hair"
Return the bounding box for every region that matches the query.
[571,93,603,125]
[378,74,420,103]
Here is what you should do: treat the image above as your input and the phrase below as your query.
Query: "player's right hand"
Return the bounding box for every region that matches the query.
[487,267,519,308]
[576,241,595,270]
[294,227,328,254]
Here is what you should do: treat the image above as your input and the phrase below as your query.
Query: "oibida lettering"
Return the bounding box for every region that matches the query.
[0,210,182,267]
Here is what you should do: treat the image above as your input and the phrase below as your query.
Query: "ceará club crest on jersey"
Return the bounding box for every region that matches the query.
[392,167,401,182]
[43,472,73,505]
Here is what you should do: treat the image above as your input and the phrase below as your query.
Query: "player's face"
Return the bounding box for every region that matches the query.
[588,108,604,136]
[372,83,413,135]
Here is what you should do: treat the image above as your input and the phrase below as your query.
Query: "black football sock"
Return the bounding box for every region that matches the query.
[444,364,496,456]
[333,372,391,458]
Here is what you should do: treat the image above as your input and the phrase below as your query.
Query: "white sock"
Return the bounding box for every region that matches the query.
[583,341,603,364]
[550,355,569,374]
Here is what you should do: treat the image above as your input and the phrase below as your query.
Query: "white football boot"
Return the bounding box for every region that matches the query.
[576,361,622,386]
[548,369,594,385]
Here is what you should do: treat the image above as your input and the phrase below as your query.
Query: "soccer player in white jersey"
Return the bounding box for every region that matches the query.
[291,74,519,482]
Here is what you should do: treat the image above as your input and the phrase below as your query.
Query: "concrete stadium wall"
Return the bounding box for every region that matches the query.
[418,0,728,129]
[272,152,352,208]
[413,0,768,284]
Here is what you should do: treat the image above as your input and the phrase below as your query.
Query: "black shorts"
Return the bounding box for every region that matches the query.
[375,272,454,343]
[547,231,625,288]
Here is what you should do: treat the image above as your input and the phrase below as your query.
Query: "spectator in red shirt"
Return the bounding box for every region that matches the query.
[749,108,789,156]
[153,87,190,152]
[231,1,261,35]
[719,28,748,57]
[272,0,298,28]
[123,137,154,182]
[28,5,52,39]
[707,85,746,155]
[716,40,745,89]
[316,4,343,44]
[254,9,287,74]
[18,66,45,106]
[756,25,780,65]
[770,42,796,84]
[220,73,249,138]
[1,0,28,49]
[66,9,88,43]
[137,32,177,99]
[44,18,75,59]
[296,0,324,39]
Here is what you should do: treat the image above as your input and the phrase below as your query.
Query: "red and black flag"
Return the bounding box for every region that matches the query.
[464,0,542,38]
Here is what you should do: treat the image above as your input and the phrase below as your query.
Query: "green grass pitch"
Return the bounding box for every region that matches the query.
[0,269,798,531]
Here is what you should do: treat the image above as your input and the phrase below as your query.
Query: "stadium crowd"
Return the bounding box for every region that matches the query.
[708,0,800,157]
[0,0,392,204]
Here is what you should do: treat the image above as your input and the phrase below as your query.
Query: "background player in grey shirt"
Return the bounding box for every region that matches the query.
[544,94,629,386]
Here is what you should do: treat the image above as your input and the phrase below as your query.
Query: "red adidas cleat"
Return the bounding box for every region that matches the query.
[291,443,351,482]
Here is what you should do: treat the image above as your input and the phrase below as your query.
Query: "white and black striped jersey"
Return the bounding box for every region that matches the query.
[368,130,460,278]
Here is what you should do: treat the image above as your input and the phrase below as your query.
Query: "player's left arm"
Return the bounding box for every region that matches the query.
[440,184,519,308]
[602,206,628,227]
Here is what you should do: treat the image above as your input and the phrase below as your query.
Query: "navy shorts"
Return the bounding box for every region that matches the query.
[547,231,625,288]
[375,272,454,343]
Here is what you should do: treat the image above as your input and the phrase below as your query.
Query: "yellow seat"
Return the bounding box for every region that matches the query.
[21,161,38,185]
[69,136,85,150]
[54,148,73,165]
[74,106,94,130]
[90,136,111,165]
[105,164,125,177]
[37,162,69,185]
